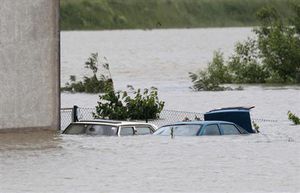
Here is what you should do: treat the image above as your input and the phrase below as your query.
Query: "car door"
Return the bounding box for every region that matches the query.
[199,124,221,136]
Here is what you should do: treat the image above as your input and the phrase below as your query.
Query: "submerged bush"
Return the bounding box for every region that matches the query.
[93,87,165,121]
[287,111,300,125]
[252,121,260,133]
[61,53,114,93]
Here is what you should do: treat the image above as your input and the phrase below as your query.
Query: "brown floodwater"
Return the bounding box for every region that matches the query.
[1,28,299,193]
[1,124,299,193]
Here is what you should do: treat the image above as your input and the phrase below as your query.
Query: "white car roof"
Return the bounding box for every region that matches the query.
[72,119,157,128]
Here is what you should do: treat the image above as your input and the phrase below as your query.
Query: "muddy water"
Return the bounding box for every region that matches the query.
[1,28,300,192]
[0,125,299,193]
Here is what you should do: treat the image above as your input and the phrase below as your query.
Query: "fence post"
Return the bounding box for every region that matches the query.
[72,105,79,122]
[145,108,148,123]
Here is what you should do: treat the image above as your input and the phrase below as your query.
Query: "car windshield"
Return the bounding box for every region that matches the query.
[63,123,118,136]
[154,124,202,136]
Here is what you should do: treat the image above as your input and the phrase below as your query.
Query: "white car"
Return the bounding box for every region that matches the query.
[62,119,157,136]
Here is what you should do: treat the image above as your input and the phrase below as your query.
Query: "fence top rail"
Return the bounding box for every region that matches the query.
[61,108,73,111]
[162,109,204,115]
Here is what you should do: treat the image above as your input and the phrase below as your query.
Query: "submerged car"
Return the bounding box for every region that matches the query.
[154,106,256,136]
[62,119,157,136]
[153,121,248,136]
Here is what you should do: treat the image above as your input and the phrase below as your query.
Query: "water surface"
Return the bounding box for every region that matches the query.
[1,28,300,193]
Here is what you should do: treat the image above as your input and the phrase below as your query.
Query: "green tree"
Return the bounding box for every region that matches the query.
[61,52,114,93]
[189,51,231,91]
[94,91,129,120]
[190,4,300,91]
[228,38,268,83]
[125,87,165,121]
[93,87,165,121]
[85,52,99,75]
[255,6,300,83]
[291,4,300,34]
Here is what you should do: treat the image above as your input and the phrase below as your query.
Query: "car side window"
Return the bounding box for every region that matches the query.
[63,124,87,134]
[120,127,134,136]
[201,124,220,135]
[220,124,240,135]
[85,125,118,136]
[135,126,152,135]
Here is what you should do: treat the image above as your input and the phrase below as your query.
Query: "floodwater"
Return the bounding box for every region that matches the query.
[1,28,300,193]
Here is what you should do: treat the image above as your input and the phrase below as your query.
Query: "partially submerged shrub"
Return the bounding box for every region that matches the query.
[125,87,165,121]
[93,87,165,121]
[287,111,300,125]
[189,51,232,91]
[228,38,268,83]
[61,53,114,93]
[93,91,129,120]
[255,7,300,83]
[190,4,300,91]
[252,121,260,133]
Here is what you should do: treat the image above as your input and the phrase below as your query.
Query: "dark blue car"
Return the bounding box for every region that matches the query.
[154,106,256,136]
[153,121,248,136]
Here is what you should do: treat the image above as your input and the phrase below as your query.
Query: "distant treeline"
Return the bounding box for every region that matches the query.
[60,0,297,30]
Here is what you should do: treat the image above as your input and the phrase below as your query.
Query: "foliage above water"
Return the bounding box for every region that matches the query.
[60,0,295,30]
[190,4,300,91]
[189,51,233,91]
[93,86,165,121]
[287,111,300,125]
[252,121,260,133]
[61,53,114,93]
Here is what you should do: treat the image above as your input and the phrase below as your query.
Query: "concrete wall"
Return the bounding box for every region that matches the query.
[0,0,60,130]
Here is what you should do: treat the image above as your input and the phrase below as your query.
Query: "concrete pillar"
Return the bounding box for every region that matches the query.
[0,0,60,131]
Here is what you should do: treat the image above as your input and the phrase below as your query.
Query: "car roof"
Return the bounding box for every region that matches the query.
[71,119,157,127]
[161,120,236,127]
[206,106,254,114]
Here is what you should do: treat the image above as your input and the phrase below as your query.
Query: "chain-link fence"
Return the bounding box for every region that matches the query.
[60,106,281,130]
[60,106,205,129]
[61,108,73,129]
[149,109,204,127]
